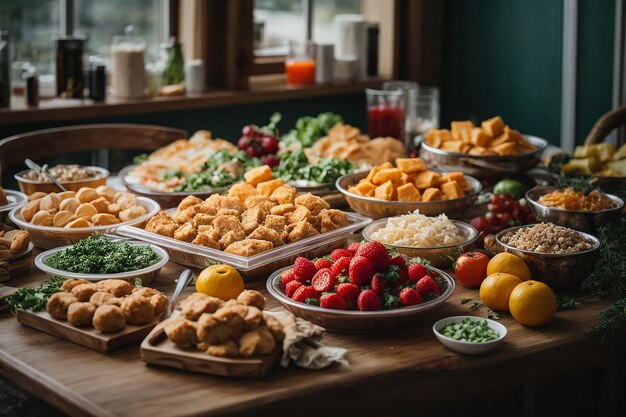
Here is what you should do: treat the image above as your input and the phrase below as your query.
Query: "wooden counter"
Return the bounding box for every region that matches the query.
[1,259,624,417]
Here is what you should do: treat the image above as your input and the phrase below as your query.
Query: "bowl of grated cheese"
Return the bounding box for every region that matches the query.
[362,211,479,268]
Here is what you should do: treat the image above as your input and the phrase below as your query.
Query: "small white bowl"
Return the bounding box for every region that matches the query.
[432,316,507,355]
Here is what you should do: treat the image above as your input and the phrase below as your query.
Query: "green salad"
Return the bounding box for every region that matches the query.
[274,150,354,186]
[281,112,343,148]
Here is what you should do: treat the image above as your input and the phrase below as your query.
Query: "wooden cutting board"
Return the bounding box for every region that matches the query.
[16,309,158,353]
[141,319,281,378]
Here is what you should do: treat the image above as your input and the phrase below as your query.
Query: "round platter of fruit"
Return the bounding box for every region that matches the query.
[266,241,455,333]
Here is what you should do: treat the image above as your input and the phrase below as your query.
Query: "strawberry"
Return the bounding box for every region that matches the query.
[292,285,320,303]
[389,254,407,270]
[408,263,428,283]
[355,242,389,272]
[371,273,386,296]
[415,275,441,297]
[285,280,303,298]
[314,258,333,270]
[336,283,360,307]
[293,257,317,283]
[399,287,422,306]
[348,256,374,286]
[357,289,382,311]
[320,293,347,310]
[330,248,353,261]
[311,268,337,292]
[280,269,296,289]
[398,269,409,286]
[347,242,361,255]
[331,256,351,276]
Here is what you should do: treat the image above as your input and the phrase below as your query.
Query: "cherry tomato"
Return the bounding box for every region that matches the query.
[454,252,490,288]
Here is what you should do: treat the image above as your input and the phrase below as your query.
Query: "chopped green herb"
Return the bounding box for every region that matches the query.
[281,112,343,148]
[439,318,500,342]
[6,276,65,313]
[274,150,354,185]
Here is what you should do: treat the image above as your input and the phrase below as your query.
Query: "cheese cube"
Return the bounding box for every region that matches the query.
[373,168,404,185]
[441,172,470,191]
[244,165,273,186]
[366,162,393,183]
[425,129,453,148]
[256,179,285,197]
[421,188,443,202]
[470,128,490,147]
[440,181,465,200]
[396,183,421,202]
[440,140,470,154]
[490,142,517,155]
[413,170,441,189]
[374,181,396,201]
[350,180,377,197]
[481,116,505,137]
[395,158,425,174]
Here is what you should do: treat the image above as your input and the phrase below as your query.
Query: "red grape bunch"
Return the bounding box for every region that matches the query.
[237,113,281,167]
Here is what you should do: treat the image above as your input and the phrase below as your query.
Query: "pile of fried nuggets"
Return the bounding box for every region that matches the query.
[145,167,350,257]
[46,279,168,332]
[165,290,284,358]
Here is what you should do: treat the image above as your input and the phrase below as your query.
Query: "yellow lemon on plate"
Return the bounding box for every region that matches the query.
[479,272,523,311]
[196,264,244,301]
[487,252,531,281]
[509,280,556,327]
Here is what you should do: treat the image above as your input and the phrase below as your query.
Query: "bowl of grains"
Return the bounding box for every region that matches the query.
[526,187,624,232]
[362,210,479,268]
[496,222,600,290]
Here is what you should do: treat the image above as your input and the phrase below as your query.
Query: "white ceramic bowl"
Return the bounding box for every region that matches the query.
[432,316,507,355]
[35,241,169,286]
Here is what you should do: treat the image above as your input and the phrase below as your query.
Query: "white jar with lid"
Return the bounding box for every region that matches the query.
[111,25,146,98]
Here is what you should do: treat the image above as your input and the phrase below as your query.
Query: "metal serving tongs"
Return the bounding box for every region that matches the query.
[163,269,194,319]
[25,159,68,192]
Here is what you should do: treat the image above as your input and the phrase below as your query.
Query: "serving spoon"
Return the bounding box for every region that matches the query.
[24,159,68,192]
[163,269,194,319]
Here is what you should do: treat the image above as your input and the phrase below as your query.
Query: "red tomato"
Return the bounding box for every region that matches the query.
[454,252,490,288]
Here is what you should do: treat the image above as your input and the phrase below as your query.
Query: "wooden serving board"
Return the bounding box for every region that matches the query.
[16,309,158,353]
[141,319,281,378]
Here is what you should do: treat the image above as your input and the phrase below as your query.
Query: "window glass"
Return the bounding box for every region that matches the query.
[254,0,304,56]
[312,0,361,44]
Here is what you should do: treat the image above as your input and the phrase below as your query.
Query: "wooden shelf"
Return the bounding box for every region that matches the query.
[0,76,383,125]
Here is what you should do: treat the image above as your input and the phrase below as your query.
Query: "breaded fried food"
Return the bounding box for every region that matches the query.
[263,214,286,234]
[269,185,297,205]
[287,220,319,243]
[181,295,224,321]
[270,203,296,216]
[71,283,99,302]
[212,307,245,331]
[61,278,90,292]
[219,229,246,250]
[121,295,155,325]
[284,205,311,224]
[47,292,78,320]
[89,291,117,307]
[213,215,243,236]
[241,206,266,227]
[238,328,276,357]
[92,305,125,332]
[247,225,284,247]
[179,292,210,310]
[206,340,238,358]
[215,196,245,214]
[173,207,198,224]
[194,213,215,226]
[319,209,349,232]
[192,232,220,249]
[224,239,273,257]
[96,279,133,297]
[178,195,203,211]
[263,314,285,342]
[144,211,178,237]
[174,221,198,242]
[164,318,198,347]
[67,302,96,327]
[237,290,266,310]
[132,287,169,317]
[294,193,330,215]
[196,313,239,345]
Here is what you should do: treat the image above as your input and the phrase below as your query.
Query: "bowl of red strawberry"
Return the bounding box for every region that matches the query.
[266,241,455,333]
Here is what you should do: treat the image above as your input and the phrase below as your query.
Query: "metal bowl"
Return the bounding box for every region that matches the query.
[495,225,601,290]
[335,172,482,220]
[14,166,109,195]
[418,135,548,178]
[526,187,624,232]
[362,218,478,268]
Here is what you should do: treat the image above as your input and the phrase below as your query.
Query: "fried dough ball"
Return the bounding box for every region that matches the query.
[182,295,225,321]
[46,292,78,320]
[238,328,276,357]
[89,291,117,307]
[237,290,266,310]
[96,279,133,297]
[206,341,239,358]
[71,283,99,302]
[178,292,209,310]
[121,295,155,325]
[196,313,240,345]
[131,288,169,317]
[262,314,285,342]
[164,318,198,347]
[92,305,125,332]
[61,278,90,292]
[67,302,96,327]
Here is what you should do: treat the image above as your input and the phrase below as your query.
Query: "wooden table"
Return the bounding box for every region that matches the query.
[1,260,625,417]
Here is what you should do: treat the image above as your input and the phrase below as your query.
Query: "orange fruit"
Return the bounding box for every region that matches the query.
[195,264,244,301]
[486,253,531,281]
[479,272,523,311]
[509,280,556,327]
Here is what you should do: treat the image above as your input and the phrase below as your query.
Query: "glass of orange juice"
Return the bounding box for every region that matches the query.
[285,43,316,86]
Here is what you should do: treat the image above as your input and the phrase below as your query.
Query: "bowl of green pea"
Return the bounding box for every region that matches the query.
[433,316,507,355]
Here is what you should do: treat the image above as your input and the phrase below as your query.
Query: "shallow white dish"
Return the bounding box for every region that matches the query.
[432,315,507,355]
[0,189,28,214]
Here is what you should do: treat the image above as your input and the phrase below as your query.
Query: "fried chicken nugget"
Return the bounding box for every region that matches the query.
[263,214,286,234]
[219,230,246,250]
[224,239,273,257]
[96,279,133,297]
[237,290,266,310]
[287,220,319,243]
[294,193,330,215]
[132,287,169,317]
[263,314,285,342]
[319,209,349,232]
[238,328,276,357]
[174,221,198,242]
[178,195,203,211]
[92,305,125,332]
[89,291,117,307]
[196,313,240,345]
[181,295,224,320]
[67,302,96,327]
[206,340,238,358]
[247,225,284,247]
[145,211,178,237]
[121,295,155,325]
[164,318,198,347]
[61,278,90,292]
[47,292,78,320]
[71,283,99,302]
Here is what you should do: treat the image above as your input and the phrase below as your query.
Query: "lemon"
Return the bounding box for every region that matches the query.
[479,272,523,311]
[487,252,531,281]
[195,264,244,301]
[509,280,556,327]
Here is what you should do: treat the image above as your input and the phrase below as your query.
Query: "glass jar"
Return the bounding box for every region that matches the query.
[111,25,146,98]
[160,37,185,91]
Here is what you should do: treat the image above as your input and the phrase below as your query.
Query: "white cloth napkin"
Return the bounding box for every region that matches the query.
[266,309,348,369]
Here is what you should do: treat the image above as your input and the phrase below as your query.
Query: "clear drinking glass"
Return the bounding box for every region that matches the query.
[414,86,440,136]
[285,42,316,85]
[383,80,419,150]
[365,88,406,141]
